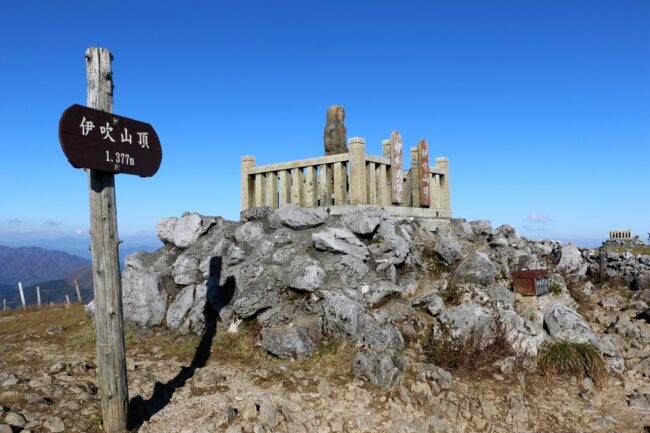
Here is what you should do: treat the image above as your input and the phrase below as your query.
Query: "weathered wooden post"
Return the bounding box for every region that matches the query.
[85,46,128,433]
[410,147,420,207]
[37,286,41,308]
[75,279,82,304]
[3,299,6,312]
[418,139,430,208]
[599,247,606,283]
[349,137,367,205]
[17,282,26,309]
[241,156,256,210]
[390,130,404,205]
[58,47,162,433]
[65,295,71,308]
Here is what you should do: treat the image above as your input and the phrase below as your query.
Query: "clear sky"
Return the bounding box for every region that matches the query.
[0,0,648,248]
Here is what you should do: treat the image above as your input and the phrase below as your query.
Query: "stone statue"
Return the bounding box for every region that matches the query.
[324,105,347,155]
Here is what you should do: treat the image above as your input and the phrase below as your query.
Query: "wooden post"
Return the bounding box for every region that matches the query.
[291,168,303,205]
[389,131,404,205]
[304,166,318,207]
[318,164,333,206]
[241,156,256,210]
[85,47,128,433]
[37,286,41,308]
[410,147,420,207]
[266,172,278,209]
[279,170,290,206]
[254,173,266,207]
[75,280,83,304]
[418,139,430,208]
[348,137,367,205]
[333,162,346,205]
[599,247,606,283]
[3,299,6,312]
[65,295,71,307]
[435,157,450,211]
[18,282,26,309]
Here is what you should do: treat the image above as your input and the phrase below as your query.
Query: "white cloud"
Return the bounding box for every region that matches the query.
[527,213,550,223]
[17,228,33,234]
[75,229,84,236]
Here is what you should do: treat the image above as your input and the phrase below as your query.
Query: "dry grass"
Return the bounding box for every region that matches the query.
[538,340,607,389]
[424,319,513,374]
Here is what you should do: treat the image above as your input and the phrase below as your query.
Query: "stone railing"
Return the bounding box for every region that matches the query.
[241,136,451,218]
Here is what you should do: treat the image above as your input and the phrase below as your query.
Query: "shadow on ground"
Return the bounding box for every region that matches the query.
[128,256,235,430]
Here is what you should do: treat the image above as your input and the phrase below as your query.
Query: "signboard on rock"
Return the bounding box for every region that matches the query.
[59,104,162,177]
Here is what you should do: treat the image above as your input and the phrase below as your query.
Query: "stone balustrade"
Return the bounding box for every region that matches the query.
[241,136,451,219]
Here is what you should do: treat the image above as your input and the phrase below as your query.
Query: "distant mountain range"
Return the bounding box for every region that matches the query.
[0,240,160,310]
[0,245,90,286]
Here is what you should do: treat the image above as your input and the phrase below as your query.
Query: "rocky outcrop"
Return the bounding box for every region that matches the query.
[115,204,650,389]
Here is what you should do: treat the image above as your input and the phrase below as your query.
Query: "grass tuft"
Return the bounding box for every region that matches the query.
[538,340,607,389]
[424,318,513,373]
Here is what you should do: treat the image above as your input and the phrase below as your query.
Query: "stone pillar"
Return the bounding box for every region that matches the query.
[241,156,256,210]
[349,137,367,205]
[435,157,450,211]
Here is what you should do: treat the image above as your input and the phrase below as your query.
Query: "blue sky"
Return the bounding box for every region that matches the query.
[0,0,648,248]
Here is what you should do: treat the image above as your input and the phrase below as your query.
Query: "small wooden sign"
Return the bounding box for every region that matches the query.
[418,138,430,207]
[390,130,404,204]
[59,104,162,177]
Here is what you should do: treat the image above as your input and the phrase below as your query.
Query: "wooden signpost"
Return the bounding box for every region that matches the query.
[58,47,162,433]
[390,130,404,205]
[418,139,430,207]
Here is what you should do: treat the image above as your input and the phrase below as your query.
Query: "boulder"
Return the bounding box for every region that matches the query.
[269,204,328,230]
[261,324,316,359]
[240,206,273,222]
[157,212,216,249]
[122,261,166,328]
[330,255,371,287]
[340,210,381,236]
[166,284,195,329]
[499,309,547,357]
[544,302,625,372]
[543,303,597,344]
[432,234,463,265]
[284,256,326,292]
[556,243,588,278]
[361,280,403,307]
[312,228,369,259]
[411,293,445,316]
[453,252,496,286]
[172,254,201,285]
[352,350,405,389]
[435,303,496,347]
[234,221,265,246]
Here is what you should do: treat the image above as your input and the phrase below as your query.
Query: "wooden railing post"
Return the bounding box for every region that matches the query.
[267,172,278,208]
[241,156,256,210]
[435,157,450,211]
[349,137,367,205]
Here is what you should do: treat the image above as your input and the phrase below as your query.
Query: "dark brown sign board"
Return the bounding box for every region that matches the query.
[59,104,162,177]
